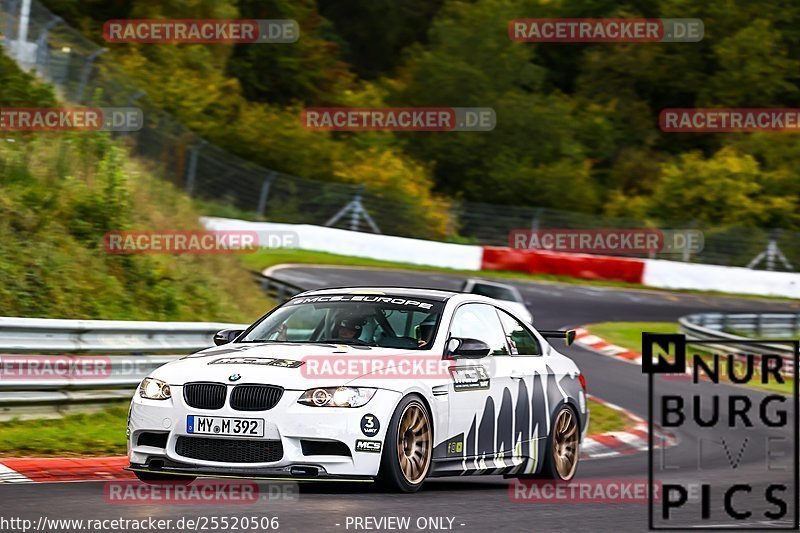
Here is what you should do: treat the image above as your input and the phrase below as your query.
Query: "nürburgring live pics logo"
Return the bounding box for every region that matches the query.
[643,332,799,529]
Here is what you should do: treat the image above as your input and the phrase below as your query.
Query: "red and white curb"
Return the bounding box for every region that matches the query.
[574,327,643,364]
[582,395,676,460]
[0,456,132,484]
[0,406,674,483]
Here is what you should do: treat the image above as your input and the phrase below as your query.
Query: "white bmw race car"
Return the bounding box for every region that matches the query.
[126,287,588,492]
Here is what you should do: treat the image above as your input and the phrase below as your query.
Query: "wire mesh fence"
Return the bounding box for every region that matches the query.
[1,0,798,270]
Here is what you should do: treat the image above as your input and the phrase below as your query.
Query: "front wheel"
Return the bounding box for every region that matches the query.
[376,395,432,493]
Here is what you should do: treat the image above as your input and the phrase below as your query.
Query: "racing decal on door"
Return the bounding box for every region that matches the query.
[433,369,579,476]
[450,366,490,391]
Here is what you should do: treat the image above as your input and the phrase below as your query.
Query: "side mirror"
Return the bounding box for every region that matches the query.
[213,329,244,346]
[447,337,491,359]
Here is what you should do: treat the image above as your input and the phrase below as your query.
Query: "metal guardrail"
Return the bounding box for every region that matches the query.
[678,313,798,369]
[258,273,305,303]
[0,317,245,354]
[0,279,306,417]
[0,317,247,417]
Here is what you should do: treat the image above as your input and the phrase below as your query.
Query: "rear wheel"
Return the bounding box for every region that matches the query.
[134,470,196,485]
[376,395,432,492]
[542,405,580,480]
[515,405,580,481]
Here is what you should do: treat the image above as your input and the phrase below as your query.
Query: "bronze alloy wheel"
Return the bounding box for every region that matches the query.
[396,401,432,484]
[553,407,579,480]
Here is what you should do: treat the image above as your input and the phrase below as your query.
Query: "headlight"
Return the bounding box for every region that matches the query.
[139,377,171,400]
[298,387,376,408]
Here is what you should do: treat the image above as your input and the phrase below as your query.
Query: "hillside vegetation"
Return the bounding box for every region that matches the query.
[0,54,268,321]
[40,0,800,233]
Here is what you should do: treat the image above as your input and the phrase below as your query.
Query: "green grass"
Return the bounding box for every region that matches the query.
[588,322,680,352]
[587,398,629,434]
[0,399,625,457]
[0,404,129,457]
[239,249,796,301]
[586,322,793,395]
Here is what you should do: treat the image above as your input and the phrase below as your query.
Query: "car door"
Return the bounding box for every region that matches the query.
[495,308,550,475]
[445,302,516,473]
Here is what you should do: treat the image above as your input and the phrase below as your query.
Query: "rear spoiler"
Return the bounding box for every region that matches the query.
[539,329,576,347]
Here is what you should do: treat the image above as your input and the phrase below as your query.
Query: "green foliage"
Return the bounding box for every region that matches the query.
[0,133,271,320]
[35,0,800,232]
[0,57,270,320]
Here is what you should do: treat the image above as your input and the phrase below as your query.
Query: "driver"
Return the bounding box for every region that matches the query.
[334,312,367,340]
[417,316,436,347]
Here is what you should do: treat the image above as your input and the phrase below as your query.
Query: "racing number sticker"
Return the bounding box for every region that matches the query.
[360,414,380,437]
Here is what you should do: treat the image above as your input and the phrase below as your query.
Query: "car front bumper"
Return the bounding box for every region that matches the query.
[127,385,402,478]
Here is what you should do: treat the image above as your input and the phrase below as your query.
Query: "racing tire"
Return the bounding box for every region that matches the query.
[134,470,197,485]
[515,404,580,481]
[376,395,433,493]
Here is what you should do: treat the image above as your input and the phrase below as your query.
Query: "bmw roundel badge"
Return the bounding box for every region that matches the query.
[229,373,242,382]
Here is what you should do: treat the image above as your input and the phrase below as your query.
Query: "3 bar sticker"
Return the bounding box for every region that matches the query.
[360,414,380,437]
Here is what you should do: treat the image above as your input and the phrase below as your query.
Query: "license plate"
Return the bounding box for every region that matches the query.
[187,415,264,437]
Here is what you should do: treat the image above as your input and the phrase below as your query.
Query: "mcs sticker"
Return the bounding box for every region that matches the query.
[355,440,382,453]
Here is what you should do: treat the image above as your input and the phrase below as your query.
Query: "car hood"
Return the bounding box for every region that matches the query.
[149,342,441,389]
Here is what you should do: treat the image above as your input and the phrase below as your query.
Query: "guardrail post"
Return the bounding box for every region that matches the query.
[34,15,61,76]
[120,90,146,137]
[256,172,276,217]
[74,48,105,103]
[4,0,19,48]
[184,140,206,196]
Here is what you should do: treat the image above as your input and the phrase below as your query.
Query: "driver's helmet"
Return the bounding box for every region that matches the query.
[418,316,437,343]
[337,311,368,334]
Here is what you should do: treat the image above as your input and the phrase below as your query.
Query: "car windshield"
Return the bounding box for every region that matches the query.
[469,283,518,302]
[239,294,444,350]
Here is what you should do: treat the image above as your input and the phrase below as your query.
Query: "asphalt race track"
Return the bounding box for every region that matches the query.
[2,266,799,532]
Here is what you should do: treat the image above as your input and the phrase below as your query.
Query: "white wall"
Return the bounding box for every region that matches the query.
[201,217,484,271]
[643,259,800,298]
[202,217,800,298]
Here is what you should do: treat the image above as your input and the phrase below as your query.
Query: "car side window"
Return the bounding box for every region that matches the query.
[449,303,509,356]
[497,310,542,356]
